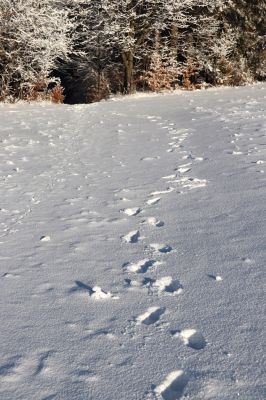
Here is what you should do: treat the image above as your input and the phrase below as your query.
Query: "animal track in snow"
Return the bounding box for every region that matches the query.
[124,259,159,273]
[147,197,161,206]
[150,243,173,254]
[145,217,164,227]
[123,207,141,216]
[136,307,165,325]
[122,230,140,243]
[172,329,206,350]
[154,370,189,400]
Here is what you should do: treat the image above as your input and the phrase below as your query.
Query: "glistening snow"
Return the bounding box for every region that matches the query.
[0,85,265,399]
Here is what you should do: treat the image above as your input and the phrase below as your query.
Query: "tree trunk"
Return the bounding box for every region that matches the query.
[170,25,178,61]
[122,51,135,94]
[121,1,136,94]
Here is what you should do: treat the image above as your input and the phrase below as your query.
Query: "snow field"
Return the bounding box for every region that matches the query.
[0,84,266,399]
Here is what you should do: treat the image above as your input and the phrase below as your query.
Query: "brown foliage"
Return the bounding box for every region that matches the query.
[140,53,179,92]
[50,84,65,103]
[182,61,198,90]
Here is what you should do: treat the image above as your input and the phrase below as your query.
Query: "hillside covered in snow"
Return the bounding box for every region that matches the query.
[0,84,266,399]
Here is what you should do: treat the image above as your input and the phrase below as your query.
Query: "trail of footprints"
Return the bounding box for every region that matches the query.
[118,115,209,399]
[63,114,210,398]
[16,114,211,398]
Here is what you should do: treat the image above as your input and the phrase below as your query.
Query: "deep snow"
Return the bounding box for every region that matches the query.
[0,85,266,400]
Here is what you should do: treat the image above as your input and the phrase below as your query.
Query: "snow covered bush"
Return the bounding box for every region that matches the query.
[0,0,72,101]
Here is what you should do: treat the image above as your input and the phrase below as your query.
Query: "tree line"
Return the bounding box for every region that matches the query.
[0,0,265,103]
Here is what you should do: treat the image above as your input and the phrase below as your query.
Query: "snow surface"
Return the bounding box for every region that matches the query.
[0,84,266,400]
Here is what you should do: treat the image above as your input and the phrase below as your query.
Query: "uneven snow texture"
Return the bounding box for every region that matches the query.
[0,85,266,399]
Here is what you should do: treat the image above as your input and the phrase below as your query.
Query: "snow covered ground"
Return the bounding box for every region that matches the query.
[0,84,266,400]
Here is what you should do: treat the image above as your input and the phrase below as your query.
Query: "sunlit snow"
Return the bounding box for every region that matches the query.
[0,84,265,399]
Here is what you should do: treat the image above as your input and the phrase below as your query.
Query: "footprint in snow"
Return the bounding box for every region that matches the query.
[176,164,191,174]
[145,217,164,227]
[162,174,177,180]
[122,207,141,216]
[207,274,223,282]
[141,156,160,161]
[241,257,254,264]
[70,281,118,300]
[90,286,119,300]
[178,177,207,190]
[154,370,189,400]
[2,272,19,279]
[121,230,140,243]
[146,197,161,206]
[135,307,165,325]
[150,243,173,254]
[40,235,51,242]
[149,187,174,196]
[227,150,243,155]
[75,369,99,383]
[124,259,160,273]
[251,160,264,165]
[149,276,183,295]
[172,329,206,350]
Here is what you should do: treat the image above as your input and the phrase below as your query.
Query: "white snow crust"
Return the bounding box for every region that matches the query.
[0,84,266,399]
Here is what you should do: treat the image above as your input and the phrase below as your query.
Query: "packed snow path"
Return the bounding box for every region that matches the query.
[0,85,265,400]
